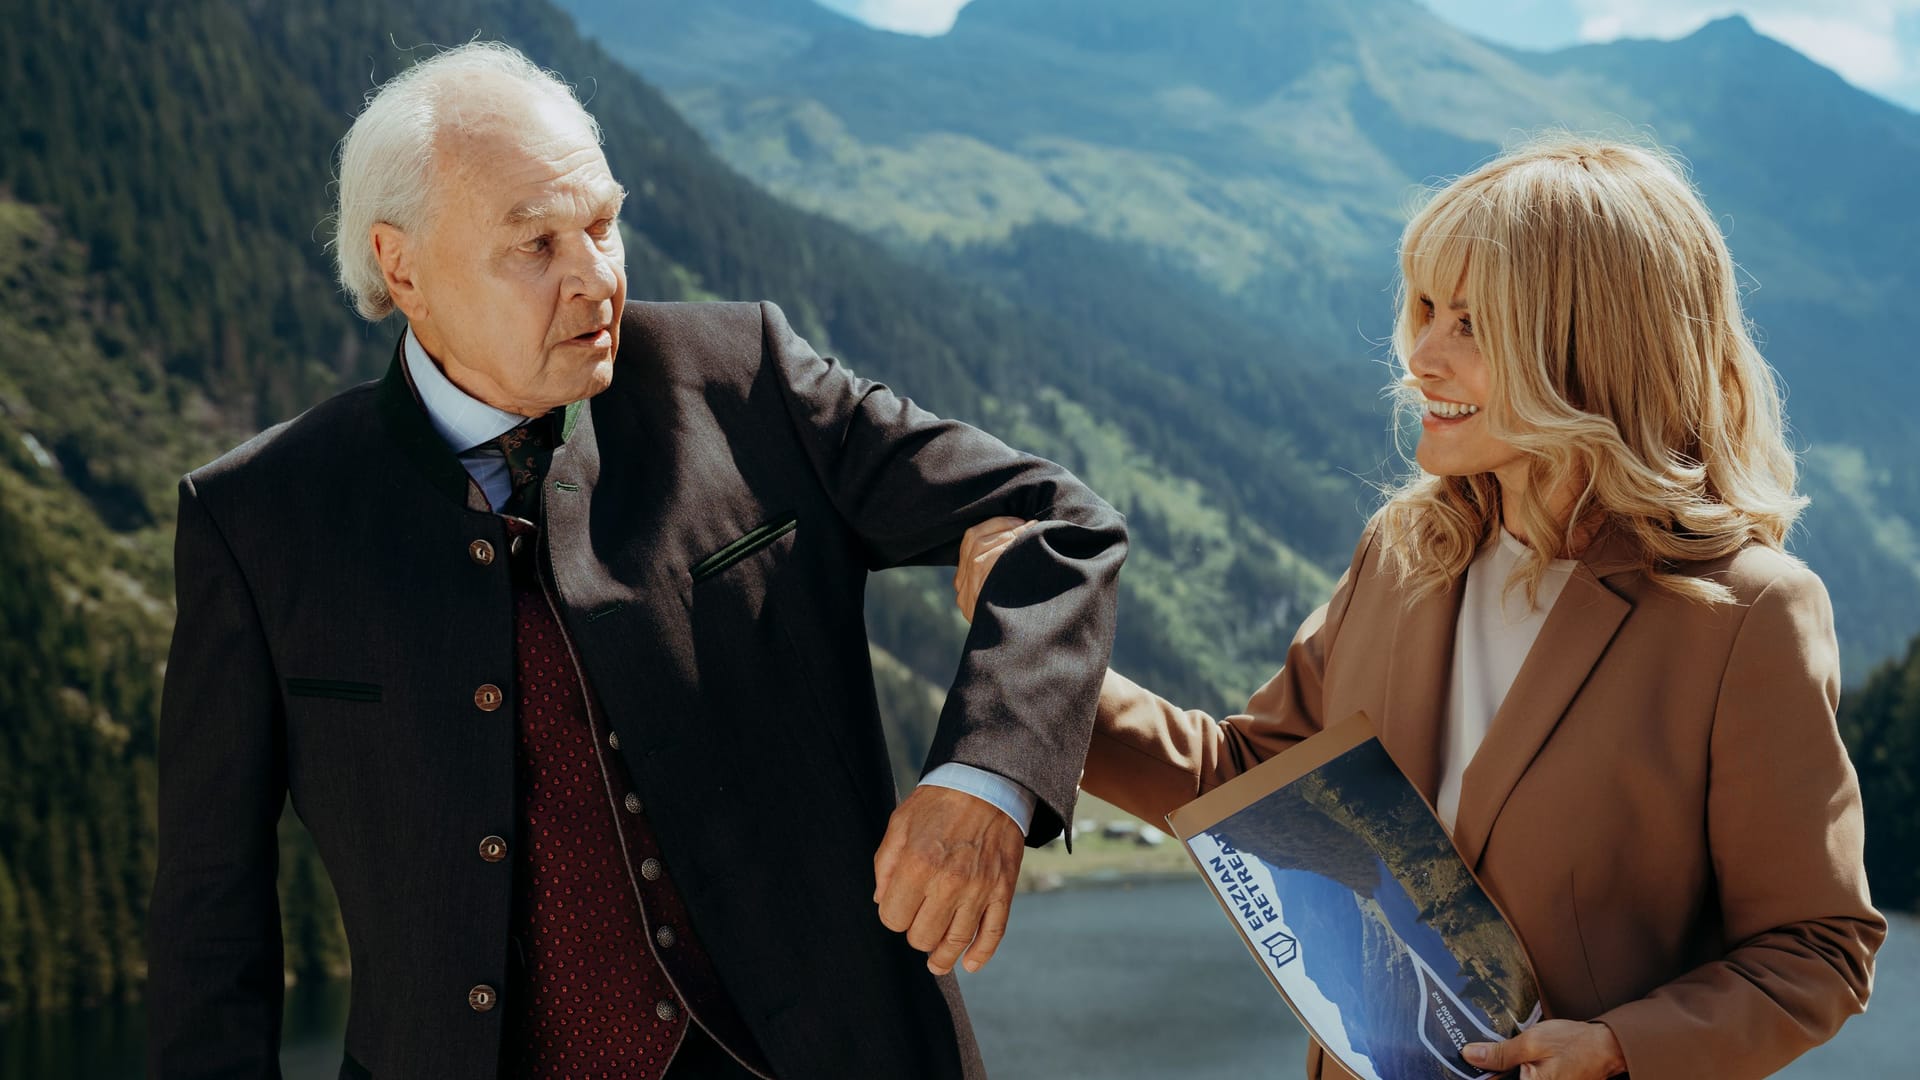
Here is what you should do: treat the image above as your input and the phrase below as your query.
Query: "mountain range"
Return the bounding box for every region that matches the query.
[563,0,1920,672]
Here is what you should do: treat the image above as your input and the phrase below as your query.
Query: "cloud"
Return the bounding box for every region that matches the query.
[1572,1,1920,100]
[816,0,973,35]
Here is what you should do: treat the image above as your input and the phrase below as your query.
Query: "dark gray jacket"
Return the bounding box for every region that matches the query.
[147,301,1126,1079]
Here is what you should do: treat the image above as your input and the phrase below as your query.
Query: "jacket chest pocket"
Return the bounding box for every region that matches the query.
[690,513,798,586]
[687,515,802,704]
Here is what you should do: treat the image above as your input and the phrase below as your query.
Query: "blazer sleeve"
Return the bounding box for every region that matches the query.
[1082,521,1375,824]
[147,476,288,1078]
[1596,567,1886,1080]
[760,301,1128,844]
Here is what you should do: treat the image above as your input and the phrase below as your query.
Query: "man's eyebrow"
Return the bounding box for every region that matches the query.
[501,183,628,227]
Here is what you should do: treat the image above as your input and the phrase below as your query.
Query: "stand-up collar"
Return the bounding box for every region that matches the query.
[403,326,527,453]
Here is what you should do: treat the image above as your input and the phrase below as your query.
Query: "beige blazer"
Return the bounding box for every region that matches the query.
[1086,522,1884,1080]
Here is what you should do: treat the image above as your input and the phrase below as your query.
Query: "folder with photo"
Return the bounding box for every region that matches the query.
[1169,712,1544,1080]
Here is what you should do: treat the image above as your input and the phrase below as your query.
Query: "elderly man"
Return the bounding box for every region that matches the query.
[146,42,1124,1080]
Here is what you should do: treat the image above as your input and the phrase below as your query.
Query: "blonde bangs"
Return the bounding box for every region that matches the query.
[1375,135,1806,605]
[1393,189,1486,384]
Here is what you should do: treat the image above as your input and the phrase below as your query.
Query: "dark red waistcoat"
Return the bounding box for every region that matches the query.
[498,517,771,1079]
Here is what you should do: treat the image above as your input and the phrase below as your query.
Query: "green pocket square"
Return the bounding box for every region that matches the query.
[692,514,798,583]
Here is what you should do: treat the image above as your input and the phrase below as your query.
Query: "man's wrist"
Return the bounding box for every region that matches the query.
[918,763,1037,836]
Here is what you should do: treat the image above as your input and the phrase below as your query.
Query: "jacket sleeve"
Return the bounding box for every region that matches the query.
[1596,567,1885,1080]
[761,301,1127,845]
[147,476,288,1079]
[1082,521,1374,824]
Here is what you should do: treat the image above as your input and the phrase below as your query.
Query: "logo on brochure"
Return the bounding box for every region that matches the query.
[1259,929,1299,969]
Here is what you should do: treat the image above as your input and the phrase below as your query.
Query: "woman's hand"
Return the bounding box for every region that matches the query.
[1462,1020,1626,1079]
[953,516,1034,623]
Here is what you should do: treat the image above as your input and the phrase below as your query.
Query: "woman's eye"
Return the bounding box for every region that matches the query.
[1458,316,1473,336]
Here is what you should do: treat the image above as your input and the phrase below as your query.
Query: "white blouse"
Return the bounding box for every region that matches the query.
[1435,529,1577,832]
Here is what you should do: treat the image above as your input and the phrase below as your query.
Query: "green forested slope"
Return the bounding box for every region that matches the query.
[0,0,1371,1014]
[1840,638,1920,914]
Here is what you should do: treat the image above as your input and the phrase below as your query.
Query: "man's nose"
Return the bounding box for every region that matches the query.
[565,241,621,300]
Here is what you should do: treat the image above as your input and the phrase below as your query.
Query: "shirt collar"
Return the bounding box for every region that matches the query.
[402,325,529,453]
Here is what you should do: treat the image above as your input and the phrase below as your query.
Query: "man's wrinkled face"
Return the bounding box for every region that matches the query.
[383,94,627,417]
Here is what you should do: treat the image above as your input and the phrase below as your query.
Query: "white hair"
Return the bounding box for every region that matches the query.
[331,41,604,321]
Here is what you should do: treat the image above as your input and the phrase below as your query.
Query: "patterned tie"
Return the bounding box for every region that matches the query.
[492,414,555,519]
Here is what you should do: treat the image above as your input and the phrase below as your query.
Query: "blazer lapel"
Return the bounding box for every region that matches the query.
[1378,574,1466,807]
[1450,563,1631,868]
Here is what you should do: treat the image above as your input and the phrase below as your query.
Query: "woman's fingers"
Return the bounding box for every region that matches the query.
[954,517,1034,622]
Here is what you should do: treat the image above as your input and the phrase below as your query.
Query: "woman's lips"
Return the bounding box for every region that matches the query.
[1421,398,1481,428]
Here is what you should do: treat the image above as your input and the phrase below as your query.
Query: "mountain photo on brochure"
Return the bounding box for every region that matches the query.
[1169,713,1543,1080]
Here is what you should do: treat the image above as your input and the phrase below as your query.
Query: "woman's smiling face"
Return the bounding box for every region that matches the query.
[1406,280,1526,486]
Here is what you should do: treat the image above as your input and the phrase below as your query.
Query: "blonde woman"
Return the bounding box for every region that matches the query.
[952,138,1883,1080]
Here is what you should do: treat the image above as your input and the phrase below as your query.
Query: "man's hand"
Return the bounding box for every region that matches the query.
[873,785,1025,975]
[1462,1020,1627,1079]
[953,516,1034,623]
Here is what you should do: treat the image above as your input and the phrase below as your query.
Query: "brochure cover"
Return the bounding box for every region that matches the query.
[1167,712,1543,1080]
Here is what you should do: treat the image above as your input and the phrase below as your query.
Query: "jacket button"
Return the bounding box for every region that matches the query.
[607,730,621,750]
[655,924,677,948]
[655,998,679,1022]
[640,858,663,881]
[624,792,643,815]
[468,984,498,1012]
[468,539,495,565]
[478,836,507,863]
[510,533,528,558]
[474,684,504,712]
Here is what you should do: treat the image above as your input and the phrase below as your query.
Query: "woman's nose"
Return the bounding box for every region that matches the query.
[1407,328,1448,380]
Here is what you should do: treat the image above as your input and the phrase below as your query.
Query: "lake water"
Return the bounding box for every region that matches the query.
[4,881,1910,1078]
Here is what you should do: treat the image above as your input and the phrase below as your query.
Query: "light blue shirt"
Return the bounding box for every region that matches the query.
[402,326,1038,834]
[403,329,525,511]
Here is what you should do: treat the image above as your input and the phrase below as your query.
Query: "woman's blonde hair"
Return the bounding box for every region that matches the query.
[1377,135,1805,603]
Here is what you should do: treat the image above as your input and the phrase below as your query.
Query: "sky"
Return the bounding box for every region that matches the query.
[814,0,1920,112]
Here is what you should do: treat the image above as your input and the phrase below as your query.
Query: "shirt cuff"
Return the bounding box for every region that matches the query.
[918,763,1039,836]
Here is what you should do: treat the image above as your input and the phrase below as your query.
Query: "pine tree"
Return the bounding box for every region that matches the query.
[0,850,25,1016]
[17,880,54,1010]
[72,822,114,1005]
[1839,636,1920,911]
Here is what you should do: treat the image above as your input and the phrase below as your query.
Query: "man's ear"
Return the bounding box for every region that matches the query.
[371,223,426,321]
